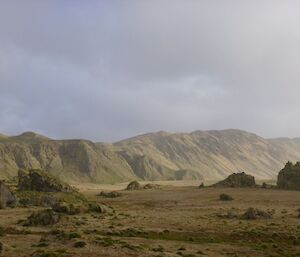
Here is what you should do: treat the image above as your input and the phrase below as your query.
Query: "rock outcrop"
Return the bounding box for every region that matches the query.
[0,181,16,208]
[18,169,73,192]
[212,172,256,188]
[277,162,300,190]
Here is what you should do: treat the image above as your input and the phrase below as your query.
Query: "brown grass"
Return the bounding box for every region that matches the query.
[0,185,299,256]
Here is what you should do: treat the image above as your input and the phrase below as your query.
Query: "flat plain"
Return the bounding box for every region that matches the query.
[0,184,299,257]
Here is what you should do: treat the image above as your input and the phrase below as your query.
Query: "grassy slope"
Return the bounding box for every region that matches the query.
[0,132,136,183]
[2,130,300,183]
[113,129,300,180]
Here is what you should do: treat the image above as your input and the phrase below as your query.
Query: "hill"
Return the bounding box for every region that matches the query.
[1,129,300,183]
[0,132,136,183]
[112,129,300,180]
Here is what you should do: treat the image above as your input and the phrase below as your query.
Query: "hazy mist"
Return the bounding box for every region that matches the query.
[1,0,300,141]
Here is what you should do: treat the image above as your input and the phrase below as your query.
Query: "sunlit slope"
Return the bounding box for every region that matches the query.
[0,132,136,183]
[2,130,300,183]
[113,129,300,180]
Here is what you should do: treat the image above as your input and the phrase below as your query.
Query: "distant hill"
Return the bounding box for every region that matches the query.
[1,129,300,183]
[112,129,300,180]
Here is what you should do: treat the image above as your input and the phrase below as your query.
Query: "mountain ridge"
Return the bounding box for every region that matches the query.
[1,129,300,183]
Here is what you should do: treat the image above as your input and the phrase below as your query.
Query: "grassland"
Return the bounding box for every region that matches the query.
[0,184,299,257]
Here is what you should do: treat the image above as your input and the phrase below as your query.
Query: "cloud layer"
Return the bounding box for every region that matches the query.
[1,0,300,141]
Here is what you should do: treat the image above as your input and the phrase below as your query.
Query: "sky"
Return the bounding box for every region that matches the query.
[1,0,300,142]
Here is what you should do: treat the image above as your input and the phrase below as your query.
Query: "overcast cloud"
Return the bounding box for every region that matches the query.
[1,0,300,141]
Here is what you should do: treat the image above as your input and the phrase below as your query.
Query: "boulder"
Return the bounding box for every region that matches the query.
[212,172,256,188]
[0,181,17,208]
[18,169,73,192]
[126,181,142,190]
[277,162,300,190]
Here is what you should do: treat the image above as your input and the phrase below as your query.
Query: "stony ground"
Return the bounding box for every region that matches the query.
[0,185,299,257]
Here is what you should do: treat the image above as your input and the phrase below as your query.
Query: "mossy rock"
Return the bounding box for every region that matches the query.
[24,209,60,226]
[277,162,300,190]
[219,193,234,201]
[98,191,122,198]
[52,202,81,215]
[126,181,141,190]
[73,241,86,248]
[213,172,256,188]
[242,207,272,220]
[88,203,110,213]
[18,169,73,193]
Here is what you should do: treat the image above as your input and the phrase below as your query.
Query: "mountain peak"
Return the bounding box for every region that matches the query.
[14,131,50,140]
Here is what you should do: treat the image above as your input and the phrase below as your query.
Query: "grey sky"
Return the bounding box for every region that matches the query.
[1,0,300,142]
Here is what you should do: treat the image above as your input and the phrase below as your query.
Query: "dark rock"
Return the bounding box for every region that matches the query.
[98,191,122,198]
[24,209,60,226]
[212,172,256,188]
[18,169,73,192]
[277,162,300,190]
[0,181,17,209]
[126,181,142,190]
[219,193,234,201]
[199,182,205,188]
[242,207,272,220]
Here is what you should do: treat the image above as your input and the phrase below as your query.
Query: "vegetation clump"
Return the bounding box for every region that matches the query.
[0,181,16,208]
[24,209,60,226]
[88,203,109,213]
[222,210,239,219]
[213,172,256,188]
[98,191,122,198]
[126,181,142,190]
[277,162,300,190]
[242,207,272,220]
[52,202,81,215]
[143,183,161,189]
[73,241,86,248]
[219,193,233,201]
